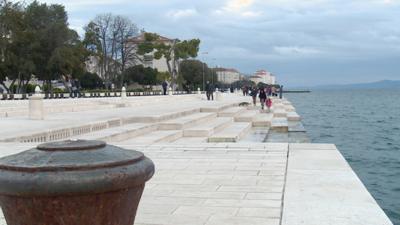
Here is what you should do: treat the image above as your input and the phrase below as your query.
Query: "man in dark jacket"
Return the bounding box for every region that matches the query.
[162,81,168,95]
[205,81,214,100]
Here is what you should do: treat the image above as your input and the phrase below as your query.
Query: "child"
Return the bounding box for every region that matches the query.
[266,97,272,112]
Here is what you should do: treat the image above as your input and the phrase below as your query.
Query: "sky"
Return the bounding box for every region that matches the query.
[22,0,400,86]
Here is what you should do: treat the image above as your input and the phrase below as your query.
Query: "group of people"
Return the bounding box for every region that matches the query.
[247,86,274,111]
[65,76,81,98]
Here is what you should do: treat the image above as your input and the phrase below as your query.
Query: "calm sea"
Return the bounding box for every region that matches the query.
[286,89,400,225]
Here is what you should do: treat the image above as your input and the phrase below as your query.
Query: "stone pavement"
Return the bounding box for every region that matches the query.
[0,142,393,225]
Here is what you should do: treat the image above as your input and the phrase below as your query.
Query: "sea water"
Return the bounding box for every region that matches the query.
[286,89,400,224]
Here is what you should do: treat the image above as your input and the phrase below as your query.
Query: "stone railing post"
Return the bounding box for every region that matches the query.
[29,86,44,120]
[121,87,127,99]
[215,88,221,101]
[168,87,173,96]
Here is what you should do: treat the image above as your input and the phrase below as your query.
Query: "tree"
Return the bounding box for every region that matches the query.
[137,32,200,89]
[179,59,216,91]
[79,72,103,89]
[0,0,35,93]
[84,14,139,86]
[122,65,158,86]
[0,1,86,93]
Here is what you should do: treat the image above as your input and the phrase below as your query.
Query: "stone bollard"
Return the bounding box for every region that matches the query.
[121,86,127,99]
[29,86,44,120]
[168,87,173,96]
[0,140,155,225]
[215,88,221,101]
[197,87,201,95]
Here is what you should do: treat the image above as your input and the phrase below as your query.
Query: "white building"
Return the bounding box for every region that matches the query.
[215,68,240,84]
[126,33,174,73]
[250,70,276,85]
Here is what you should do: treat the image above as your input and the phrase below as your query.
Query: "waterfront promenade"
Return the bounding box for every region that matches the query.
[0,93,393,224]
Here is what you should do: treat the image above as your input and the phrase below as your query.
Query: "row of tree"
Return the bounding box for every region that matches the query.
[0,0,86,93]
[0,0,207,93]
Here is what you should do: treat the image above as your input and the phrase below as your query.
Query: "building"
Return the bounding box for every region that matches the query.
[126,32,175,73]
[250,70,276,85]
[215,68,241,84]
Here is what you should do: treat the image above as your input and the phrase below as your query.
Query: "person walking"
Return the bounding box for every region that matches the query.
[271,86,277,97]
[162,80,168,95]
[205,81,214,101]
[266,96,272,112]
[250,87,258,106]
[259,88,267,110]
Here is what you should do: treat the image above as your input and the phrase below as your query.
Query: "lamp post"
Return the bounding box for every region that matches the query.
[201,52,208,91]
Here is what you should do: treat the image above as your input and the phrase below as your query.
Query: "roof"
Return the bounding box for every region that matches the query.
[127,32,174,44]
[214,68,240,73]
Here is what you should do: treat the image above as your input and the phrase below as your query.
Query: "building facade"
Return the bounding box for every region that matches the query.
[126,33,174,73]
[250,70,276,85]
[215,68,241,84]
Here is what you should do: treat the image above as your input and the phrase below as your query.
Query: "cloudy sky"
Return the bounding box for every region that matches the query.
[28,0,400,86]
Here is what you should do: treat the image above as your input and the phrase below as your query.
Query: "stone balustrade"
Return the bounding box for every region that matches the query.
[0,90,194,101]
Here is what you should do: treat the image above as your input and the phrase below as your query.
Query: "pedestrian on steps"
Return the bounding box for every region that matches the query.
[259,88,267,110]
[205,81,214,101]
[250,87,258,106]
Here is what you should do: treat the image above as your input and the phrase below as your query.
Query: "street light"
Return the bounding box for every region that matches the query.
[201,52,208,91]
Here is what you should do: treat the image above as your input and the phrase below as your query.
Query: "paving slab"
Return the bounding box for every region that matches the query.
[282,145,393,225]
[208,122,251,142]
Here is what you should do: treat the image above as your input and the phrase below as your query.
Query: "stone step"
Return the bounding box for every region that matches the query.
[284,105,296,112]
[122,108,199,124]
[183,117,233,137]
[265,130,289,142]
[200,103,235,112]
[240,127,270,143]
[75,123,157,142]
[252,113,274,127]
[273,108,287,118]
[122,130,183,144]
[271,117,289,132]
[208,122,252,143]
[287,111,301,121]
[234,110,258,122]
[172,137,208,144]
[218,107,245,117]
[288,121,306,132]
[158,112,216,130]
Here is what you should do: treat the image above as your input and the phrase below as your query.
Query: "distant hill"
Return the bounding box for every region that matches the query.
[311,80,400,90]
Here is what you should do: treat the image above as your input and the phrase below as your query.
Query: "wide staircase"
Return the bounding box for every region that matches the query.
[70,98,304,144]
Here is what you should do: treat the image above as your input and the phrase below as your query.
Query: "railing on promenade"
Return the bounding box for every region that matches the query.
[0,91,196,100]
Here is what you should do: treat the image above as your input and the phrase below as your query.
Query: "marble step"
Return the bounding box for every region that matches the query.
[234,110,258,122]
[121,130,183,144]
[158,113,217,130]
[208,122,252,143]
[273,108,287,118]
[284,105,296,112]
[265,131,289,143]
[75,123,158,142]
[252,113,274,127]
[288,121,306,132]
[183,117,233,137]
[271,117,289,132]
[122,108,199,124]
[240,127,270,143]
[172,137,208,144]
[287,112,301,121]
[218,107,246,117]
[200,103,235,112]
